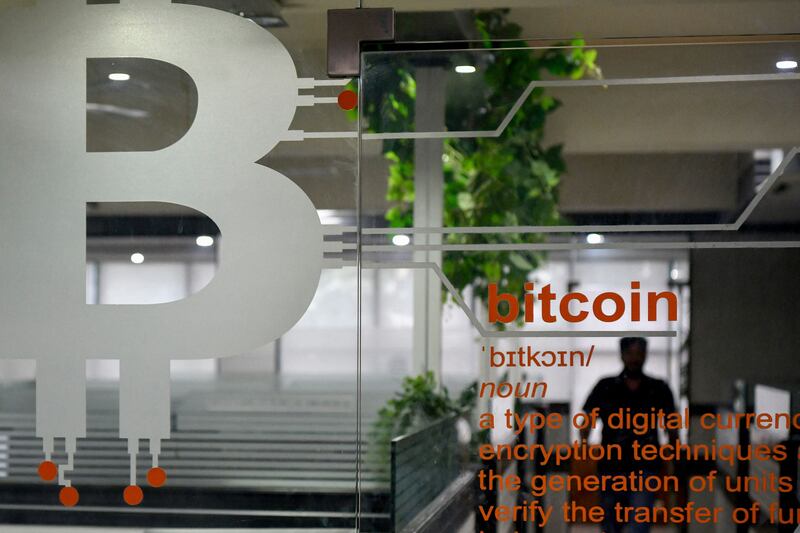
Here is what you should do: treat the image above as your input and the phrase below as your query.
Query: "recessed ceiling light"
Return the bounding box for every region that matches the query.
[776,60,798,70]
[109,73,131,81]
[392,234,411,247]
[130,253,145,264]
[586,233,605,245]
[455,65,476,74]
[196,235,215,248]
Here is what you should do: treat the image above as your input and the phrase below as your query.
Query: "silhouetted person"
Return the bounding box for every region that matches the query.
[580,337,678,533]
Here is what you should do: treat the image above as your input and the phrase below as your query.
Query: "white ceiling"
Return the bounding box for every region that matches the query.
[9,0,797,218]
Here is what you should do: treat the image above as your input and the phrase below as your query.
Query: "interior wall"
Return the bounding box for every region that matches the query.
[690,247,800,405]
[545,82,800,154]
[559,153,745,213]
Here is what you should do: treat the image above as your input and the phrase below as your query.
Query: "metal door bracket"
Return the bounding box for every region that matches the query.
[327,8,395,78]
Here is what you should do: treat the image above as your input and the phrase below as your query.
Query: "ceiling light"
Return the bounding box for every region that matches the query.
[392,235,411,247]
[109,73,131,81]
[776,60,798,70]
[130,253,145,264]
[586,233,605,245]
[455,65,476,74]
[196,235,215,248]
[227,0,286,27]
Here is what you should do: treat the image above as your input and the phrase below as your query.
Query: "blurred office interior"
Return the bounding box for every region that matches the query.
[0,0,799,532]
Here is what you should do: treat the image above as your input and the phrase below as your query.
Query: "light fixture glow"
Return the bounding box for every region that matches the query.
[130,253,145,264]
[776,60,798,70]
[670,268,680,281]
[586,233,605,245]
[455,65,476,74]
[109,73,131,81]
[196,235,215,248]
[392,234,411,247]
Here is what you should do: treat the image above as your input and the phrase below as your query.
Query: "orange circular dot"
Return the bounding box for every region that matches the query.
[59,486,79,507]
[337,90,358,111]
[123,485,144,506]
[38,460,58,482]
[147,467,167,488]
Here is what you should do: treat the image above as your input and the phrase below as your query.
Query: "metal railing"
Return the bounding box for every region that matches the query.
[390,414,462,532]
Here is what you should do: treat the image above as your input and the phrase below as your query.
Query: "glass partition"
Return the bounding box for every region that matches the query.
[1,2,799,532]
[358,38,799,532]
[0,0,362,529]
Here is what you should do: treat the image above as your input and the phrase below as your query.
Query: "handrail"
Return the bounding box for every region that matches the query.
[390,414,463,532]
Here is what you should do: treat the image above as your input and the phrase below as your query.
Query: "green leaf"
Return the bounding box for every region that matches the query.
[457,192,475,211]
[483,260,502,282]
[508,252,534,271]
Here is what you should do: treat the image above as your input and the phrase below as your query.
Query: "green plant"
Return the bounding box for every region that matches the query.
[356,9,600,322]
[371,373,476,469]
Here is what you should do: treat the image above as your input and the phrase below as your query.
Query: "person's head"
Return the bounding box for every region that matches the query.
[620,337,647,376]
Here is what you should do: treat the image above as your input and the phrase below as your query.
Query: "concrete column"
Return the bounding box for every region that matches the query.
[412,67,446,380]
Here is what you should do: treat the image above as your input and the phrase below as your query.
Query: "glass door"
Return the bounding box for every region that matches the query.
[0,0,362,530]
[357,34,800,533]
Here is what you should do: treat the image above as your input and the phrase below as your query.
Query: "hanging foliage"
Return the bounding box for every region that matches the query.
[356,9,601,319]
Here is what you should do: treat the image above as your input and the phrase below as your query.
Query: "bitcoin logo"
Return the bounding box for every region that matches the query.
[0,0,323,504]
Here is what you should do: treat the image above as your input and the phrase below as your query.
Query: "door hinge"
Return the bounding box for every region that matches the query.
[327,8,395,78]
